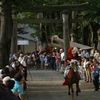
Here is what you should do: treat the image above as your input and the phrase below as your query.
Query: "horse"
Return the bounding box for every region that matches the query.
[63,60,81,96]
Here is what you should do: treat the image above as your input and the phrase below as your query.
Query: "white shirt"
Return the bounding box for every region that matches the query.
[61,52,65,61]
[21,58,26,67]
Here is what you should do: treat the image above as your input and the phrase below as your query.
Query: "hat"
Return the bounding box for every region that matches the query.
[3,76,11,85]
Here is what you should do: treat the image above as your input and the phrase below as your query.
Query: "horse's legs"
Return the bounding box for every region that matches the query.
[76,82,80,96]
[71,85,74,93]
[76,83,78,96]
[68,84,74,95]
[68,85,71,95]
[77,82,81,92]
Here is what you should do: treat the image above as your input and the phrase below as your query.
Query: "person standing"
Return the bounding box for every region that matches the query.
[60,49,65,72]
[92,62,100,91]
[12,73,24,100]
[55,51,61,71]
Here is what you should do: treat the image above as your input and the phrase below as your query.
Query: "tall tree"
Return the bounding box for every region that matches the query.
[0,0,13,67]
[0,0,34,67]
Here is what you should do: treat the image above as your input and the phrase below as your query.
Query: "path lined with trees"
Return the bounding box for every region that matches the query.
[0,0,100,67]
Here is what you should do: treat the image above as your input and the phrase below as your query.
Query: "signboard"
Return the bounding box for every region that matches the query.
[17,40,29,45]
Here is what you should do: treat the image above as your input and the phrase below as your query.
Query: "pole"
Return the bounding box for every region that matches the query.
[62,11,70,60]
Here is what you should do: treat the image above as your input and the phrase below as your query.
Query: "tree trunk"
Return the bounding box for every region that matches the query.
[91,22,99,49]
[62,12,70,60]
[11,14,17,55]
[0,0,13,67]
[83,25,90,45]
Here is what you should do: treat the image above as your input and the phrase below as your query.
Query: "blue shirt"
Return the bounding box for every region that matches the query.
[93,67,100,78]
[12,80,24,96]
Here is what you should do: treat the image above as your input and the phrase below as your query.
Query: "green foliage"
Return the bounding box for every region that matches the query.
[2,0,100,39]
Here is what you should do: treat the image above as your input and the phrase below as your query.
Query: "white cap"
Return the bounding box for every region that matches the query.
[3,76,11,85]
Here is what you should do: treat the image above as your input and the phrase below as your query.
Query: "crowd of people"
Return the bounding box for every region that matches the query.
[0,47,100,99]
[0,52,29,100]
[0,49,63,100]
